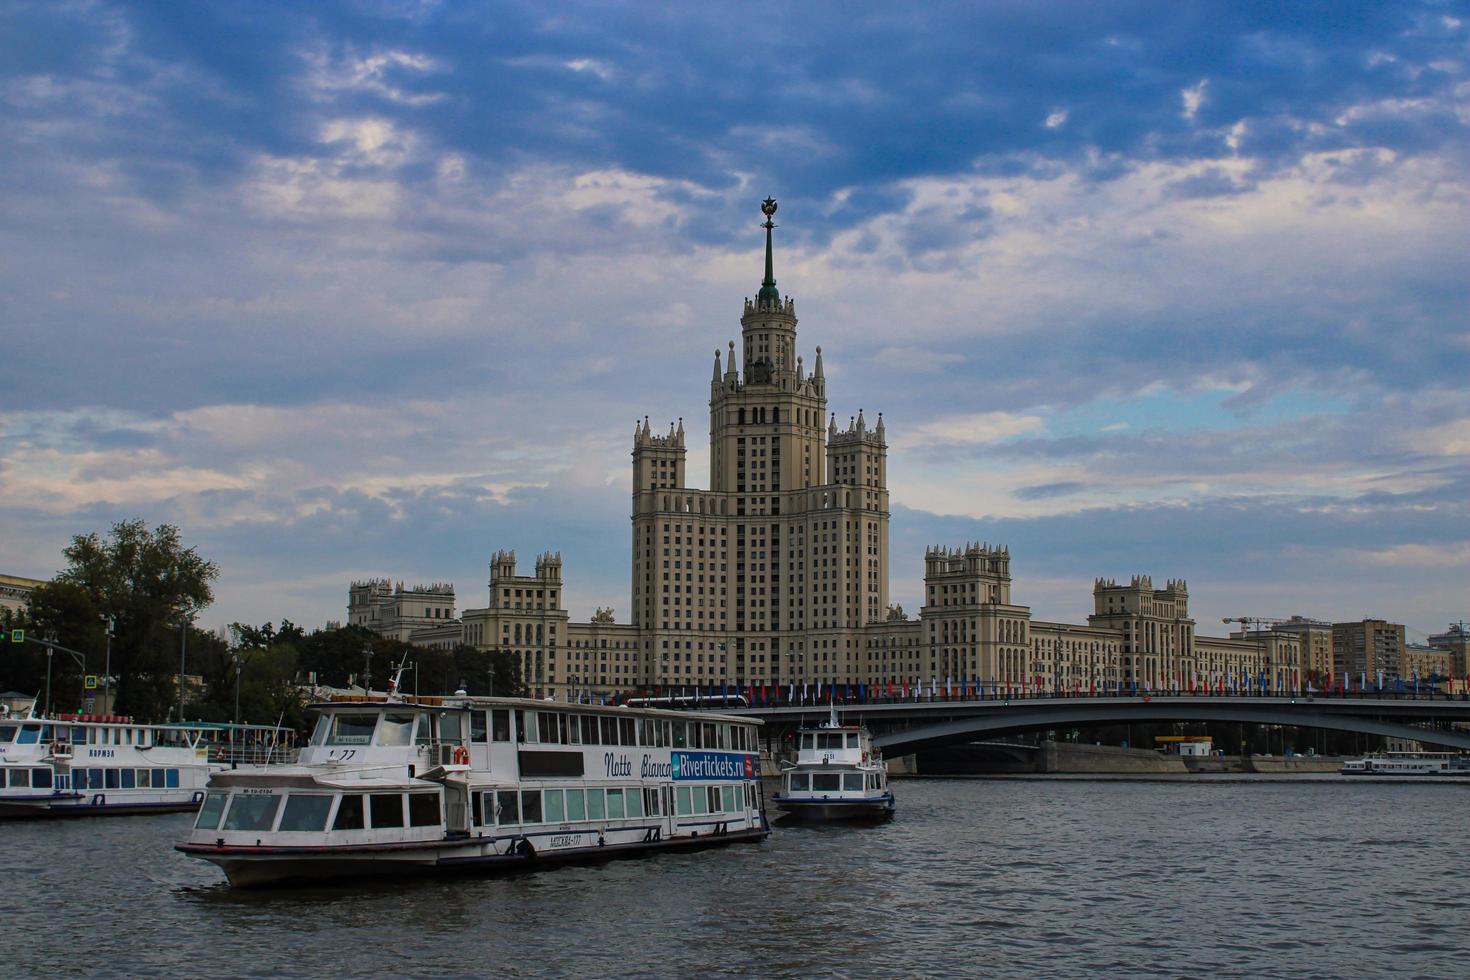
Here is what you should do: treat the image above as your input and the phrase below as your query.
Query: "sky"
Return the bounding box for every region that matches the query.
[2,1,1467,641]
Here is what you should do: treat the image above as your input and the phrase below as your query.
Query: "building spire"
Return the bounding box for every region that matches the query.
[757,196,780,310]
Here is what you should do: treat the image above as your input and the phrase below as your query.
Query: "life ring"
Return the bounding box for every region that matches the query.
[452,746,469,765]
[215,747,227,761]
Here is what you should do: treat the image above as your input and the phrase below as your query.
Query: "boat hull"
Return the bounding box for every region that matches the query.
[773,793,895,822]
[178,824,769,888]
[0,793,204,819]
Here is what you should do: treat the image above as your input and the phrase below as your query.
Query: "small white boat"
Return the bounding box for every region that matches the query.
[1340,752,1470,776]
[0,711,290,818]
[176,684,768,887]
[771,706,894,822]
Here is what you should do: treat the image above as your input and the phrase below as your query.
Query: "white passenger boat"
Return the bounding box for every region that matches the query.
[1340,752,1470,776]
[0,712,290,818]
[771,707,894,822]
[176,691,768,887]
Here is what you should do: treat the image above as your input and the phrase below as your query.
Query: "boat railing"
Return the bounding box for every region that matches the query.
[211,744,302,766]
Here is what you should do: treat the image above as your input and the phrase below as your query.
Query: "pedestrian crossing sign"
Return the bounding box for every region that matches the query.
[85,675,99,690]
[9,629,21,643]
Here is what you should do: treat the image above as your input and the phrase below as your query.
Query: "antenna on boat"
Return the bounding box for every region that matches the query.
[828,700,839,729]
[263,707,287,767]
[386,651,411,703]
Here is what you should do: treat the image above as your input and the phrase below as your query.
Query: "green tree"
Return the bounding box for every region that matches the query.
[37,519,218,721]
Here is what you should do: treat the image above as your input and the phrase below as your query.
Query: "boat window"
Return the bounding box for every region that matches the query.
[71,727,88,744]
[279,795,334,832]
[625,788,643,818]
[222,793,282,832]
[620,718,636,746]
[599,717,616,745]
[717,725,728,750]
[813,773,841,792]
[166,768,179,788]
[32,768,52,789]
[195,791,228,830]
[439,713,463,744]
[801,734,814,750]
[0,724,15,743]
[538,712,559,744]
[819,734,844,750]
[309,716,330,746]
[603,789,623,819]
[580,715,597,745]
[470,711,488,744]
[150,768,166,788]
[672,722,687,748]
[377,714,415,747]
[520,711,538,744]
[369,793,404,829]
[788,773,809,791]
[639,719,655,747]
[408,793,441,827]
[846,734,859,748]
[18,724,40,745]
[87,768,102,789]
[544,789,565,823]
[703,723,716,748]
[565,788,586,821]
[657,721,669,748]
[121,769,136,789]
[675,786,692,816]
[414,714,431,746]
[643,788,660,816]
[566,714,581,745]
[587,788,605,820]
[843,774,863,792]
[492,710,511,742]
[692,787,709,815]
[521,790,542,824]
[7,768,28,787]
[328,714,377,746]
[105,769,120,789]
[495,790,519,825]
[722,785,737,811]
[333,794,365,830]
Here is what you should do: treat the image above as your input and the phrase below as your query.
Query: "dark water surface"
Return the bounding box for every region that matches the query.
[9,777,1468,978]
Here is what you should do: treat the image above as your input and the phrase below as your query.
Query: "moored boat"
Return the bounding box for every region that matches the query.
[0,712,291,818]
[771,707,894,822]
[1340,751,1470,776]
[176,688,768,887]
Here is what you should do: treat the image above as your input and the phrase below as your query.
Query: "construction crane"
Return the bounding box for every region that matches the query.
[1222,616,1288,634]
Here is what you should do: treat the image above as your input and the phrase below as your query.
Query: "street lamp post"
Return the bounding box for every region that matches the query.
[177,615,191,723]
[102,615,114,712]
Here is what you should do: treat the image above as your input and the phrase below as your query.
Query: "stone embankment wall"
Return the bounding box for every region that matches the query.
[1241,756,1342,773]
[1040,741,1186,774]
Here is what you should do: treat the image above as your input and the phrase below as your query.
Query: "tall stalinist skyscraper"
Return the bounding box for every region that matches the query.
[631,197,890,690]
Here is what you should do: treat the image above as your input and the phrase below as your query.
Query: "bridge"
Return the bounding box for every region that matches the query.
[714,694,1470,754]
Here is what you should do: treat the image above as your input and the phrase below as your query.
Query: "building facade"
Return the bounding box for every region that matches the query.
[0,573,45,618]
[350,202,1373,700]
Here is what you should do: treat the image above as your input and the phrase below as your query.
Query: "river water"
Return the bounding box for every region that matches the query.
[9,776,1467,978]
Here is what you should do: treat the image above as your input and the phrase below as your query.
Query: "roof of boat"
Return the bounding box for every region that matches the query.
[307,694,758,724]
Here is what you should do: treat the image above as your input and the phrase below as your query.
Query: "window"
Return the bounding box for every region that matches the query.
[722,785,738,812]
[788,773,809,792]
[279,795,334,832]
[675,786,693,816]
[496,790,520,825]
[328,714,378,746]
[813,774,841,792]
[195,791,228,830]
[408,793,441,827]
[606,789,626,819]
[333,794,365,830]
[370,794,404,829]
[492,710,511,742]
[166,769,179,788]
[31,767,52,789]
[626,788,644,818]
[470,711,488,743]
[586,788,605,820]
[222,793,282,831]
[707,786,722,812]
[521,790,543,824]
[580,715,598,745]
[120,769,135,789]
[377,714,415,747]
[7,768,28,787]
[692,787,709,814]
[843,774,864,792]
[105,769,120,789]
[544,789,565,823]
[565,788,586,821]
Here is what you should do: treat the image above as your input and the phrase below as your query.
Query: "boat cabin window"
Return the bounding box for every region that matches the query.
[673,722,688,748]
[521,790,542,823]
[333,794,365,830]
[643,787,661,816]
[470,711,488,743]
[606,788,626,819]
[847,734,859,748]
[817,733,845,750]
[492,710,511,742]
[722,785,737,812]
[222,793,281,832]
[812,773,841,792]
[565,788,586,821]
[195,791,228,830]
[788,773,809,791]
[587,788,605,820]
[515,710,534,744]
[0,724,16,743]
[496,790,519,824]
[369,793,404,829]
[318,713,377,746]
[843,774,863,791]
[8,768,28,787]
[279,795,334,832]
[544,789,565,823]
[801,734,813,749]
[377,713,415,747]
[408,793,440,827]
[17,724,41,745]
[579,715,597,744]
[31,767,52,789]
[438,713,463,744]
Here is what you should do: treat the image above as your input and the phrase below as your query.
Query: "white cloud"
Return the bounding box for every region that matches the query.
[1182,79,1208,121]
[898,411,1045,449]
[1045,108,1068,128]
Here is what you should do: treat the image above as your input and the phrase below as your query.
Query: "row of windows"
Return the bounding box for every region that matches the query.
[787,772,882,792]
[196,791,442,834]
[6,766,181,790]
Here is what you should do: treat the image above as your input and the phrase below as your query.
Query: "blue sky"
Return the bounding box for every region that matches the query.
[2,1,1467,639]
